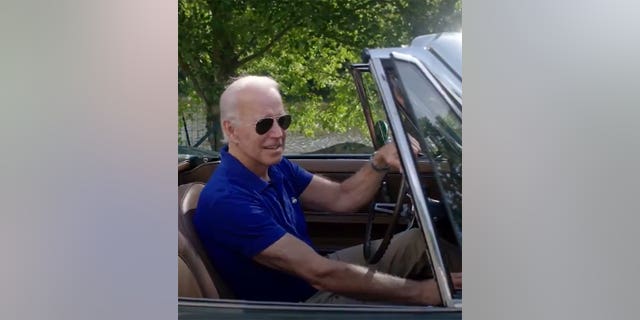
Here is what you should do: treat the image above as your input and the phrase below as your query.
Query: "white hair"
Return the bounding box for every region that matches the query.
[219,75,280,142]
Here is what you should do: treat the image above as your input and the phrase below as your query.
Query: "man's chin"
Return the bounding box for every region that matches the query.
[262,148,284,164]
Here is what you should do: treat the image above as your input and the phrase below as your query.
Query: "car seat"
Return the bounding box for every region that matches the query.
[178,182,234,299]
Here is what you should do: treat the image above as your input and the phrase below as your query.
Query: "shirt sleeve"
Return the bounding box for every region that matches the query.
[198,192,287,258]
[279,158,313,196]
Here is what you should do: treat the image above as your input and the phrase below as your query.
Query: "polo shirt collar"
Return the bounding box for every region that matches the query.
[219,145,284,193]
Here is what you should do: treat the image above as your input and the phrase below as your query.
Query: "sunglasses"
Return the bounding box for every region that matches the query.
[253,114,292,135]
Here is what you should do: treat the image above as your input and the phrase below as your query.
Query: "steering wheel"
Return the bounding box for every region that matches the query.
[363,175,412,264]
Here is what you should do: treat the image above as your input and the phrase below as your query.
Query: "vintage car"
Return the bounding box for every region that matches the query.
[178,32,462,319]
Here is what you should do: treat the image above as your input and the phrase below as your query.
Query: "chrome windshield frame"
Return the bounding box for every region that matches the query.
[368,54,461,308]
[389,52,462,120]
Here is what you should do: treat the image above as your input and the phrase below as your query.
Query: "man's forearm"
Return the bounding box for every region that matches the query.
[310,259,438,305]
[332,161,386,213]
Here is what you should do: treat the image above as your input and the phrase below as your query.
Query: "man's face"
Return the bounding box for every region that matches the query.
[229,87,288,169]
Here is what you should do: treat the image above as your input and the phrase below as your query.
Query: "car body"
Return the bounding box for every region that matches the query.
[178,32,462,319]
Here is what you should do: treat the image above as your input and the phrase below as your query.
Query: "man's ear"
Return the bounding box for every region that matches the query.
[222,120,238,144]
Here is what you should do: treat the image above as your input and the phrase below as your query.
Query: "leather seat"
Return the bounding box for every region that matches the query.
[178,231,218,298]
[178,182,234,299]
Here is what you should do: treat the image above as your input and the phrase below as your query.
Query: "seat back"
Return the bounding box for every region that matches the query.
[178,231,218,298]
[178,182,234,299]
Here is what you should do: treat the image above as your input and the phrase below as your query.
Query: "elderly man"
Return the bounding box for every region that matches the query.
[193,75,461,305]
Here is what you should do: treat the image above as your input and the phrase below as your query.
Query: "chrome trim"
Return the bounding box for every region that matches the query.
[390,52,462,119]
[178,297,459,313]
[369,57,456,308]
[365,32,462,109]
[425,46,462,107]
[390,51,463,245]
[349,64,381,149]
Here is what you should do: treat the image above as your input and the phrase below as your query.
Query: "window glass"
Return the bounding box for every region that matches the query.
[392,60,462,238]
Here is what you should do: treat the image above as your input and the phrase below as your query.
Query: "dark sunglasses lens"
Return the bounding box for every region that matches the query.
[255,118,274,135]
[255,115,291,135]
[277,115,292,130]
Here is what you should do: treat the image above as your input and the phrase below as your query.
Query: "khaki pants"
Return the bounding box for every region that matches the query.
[305,228,461,304]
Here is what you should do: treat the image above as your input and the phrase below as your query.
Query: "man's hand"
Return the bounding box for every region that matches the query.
[299,136,421,213]
[372,136,421,172]
[451,272,462,290]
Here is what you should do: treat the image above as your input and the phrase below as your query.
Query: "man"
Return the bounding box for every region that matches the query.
[193,75,461,305]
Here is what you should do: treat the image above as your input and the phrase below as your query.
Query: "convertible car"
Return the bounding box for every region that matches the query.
[178,32,462,319]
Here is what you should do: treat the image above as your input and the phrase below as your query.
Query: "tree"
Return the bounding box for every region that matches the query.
[179,0,461,150]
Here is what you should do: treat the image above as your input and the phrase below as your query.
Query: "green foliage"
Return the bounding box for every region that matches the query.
[179,0,461,150]
[399,0,462,36]
[240,35,370,137]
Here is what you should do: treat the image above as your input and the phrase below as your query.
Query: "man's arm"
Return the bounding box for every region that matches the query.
[299,161,384,213]
[300,141,418,213]
[254,233,453,305]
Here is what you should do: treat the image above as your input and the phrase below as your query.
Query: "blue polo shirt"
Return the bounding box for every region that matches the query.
[193,146,317,302]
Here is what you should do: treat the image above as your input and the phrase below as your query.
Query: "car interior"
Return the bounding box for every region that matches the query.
[177,46,463,301]
[177,154,459,300]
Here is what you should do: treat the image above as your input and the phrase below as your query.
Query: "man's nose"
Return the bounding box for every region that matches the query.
[266,121,284,137]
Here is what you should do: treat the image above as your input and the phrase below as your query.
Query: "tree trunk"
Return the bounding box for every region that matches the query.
[206,106,222,151]
[206,68,236,151]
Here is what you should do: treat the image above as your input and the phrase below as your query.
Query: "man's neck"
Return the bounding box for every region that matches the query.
[228,146,270,181]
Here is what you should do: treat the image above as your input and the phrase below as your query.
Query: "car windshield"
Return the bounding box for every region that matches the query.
[390,60,462,241]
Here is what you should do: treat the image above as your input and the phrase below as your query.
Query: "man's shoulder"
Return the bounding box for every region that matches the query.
[200,177,256,205]
[194,182,261,232]
[276,156,297,168]
[273,157,313,191]
[273,156,304,177]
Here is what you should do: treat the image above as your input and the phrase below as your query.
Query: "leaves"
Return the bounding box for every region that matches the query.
[179,0,461,150]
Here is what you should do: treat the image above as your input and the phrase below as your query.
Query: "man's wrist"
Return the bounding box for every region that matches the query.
[369,152,390,173]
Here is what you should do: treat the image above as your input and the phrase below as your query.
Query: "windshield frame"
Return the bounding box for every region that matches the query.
[368,53,461,308]
[390,52,463,245]
[390,52,461,120]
